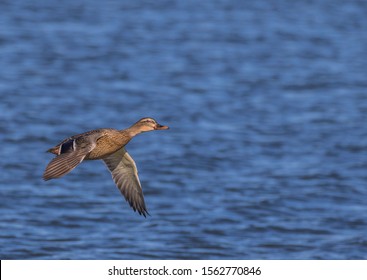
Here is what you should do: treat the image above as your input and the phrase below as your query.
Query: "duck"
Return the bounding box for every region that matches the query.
[43,117,169,217]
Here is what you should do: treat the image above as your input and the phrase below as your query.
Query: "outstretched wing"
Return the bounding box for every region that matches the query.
[103,147,148,217]
[43,138,97,181]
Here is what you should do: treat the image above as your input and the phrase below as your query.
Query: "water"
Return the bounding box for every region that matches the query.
[1,0,367,259]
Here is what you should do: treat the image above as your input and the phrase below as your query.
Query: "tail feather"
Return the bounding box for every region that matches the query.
[46,147,59,155]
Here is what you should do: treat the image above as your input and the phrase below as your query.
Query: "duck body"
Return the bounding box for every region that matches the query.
[43,117,169,217]
[47,128,131,160]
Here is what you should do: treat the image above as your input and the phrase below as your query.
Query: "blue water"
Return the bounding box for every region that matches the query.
[1,0,367,259]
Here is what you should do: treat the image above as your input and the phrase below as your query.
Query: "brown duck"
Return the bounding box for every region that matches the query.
[43,117,169,217]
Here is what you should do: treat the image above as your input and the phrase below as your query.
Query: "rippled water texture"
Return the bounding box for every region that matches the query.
[1,0,367,259]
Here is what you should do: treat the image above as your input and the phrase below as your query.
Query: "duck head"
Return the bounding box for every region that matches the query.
[132,117,169,133]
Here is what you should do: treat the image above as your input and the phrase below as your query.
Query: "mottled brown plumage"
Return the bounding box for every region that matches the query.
[43,117,169,217]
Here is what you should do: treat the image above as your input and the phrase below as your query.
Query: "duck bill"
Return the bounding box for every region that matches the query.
[155,124,169,130]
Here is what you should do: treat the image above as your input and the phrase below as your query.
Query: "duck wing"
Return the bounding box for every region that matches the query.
[102,147,148,217]
[43,136,97,181]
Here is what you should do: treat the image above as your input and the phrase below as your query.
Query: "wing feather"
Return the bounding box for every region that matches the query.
[43,139,97,181]
[103,147,148,217]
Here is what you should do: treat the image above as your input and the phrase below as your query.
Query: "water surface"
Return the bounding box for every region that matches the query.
[1,0,367,259]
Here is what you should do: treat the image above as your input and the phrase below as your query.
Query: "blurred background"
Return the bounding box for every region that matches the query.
[1,0,367,259]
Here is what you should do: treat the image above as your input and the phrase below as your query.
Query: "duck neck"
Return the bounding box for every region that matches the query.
[123,126,143,138]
